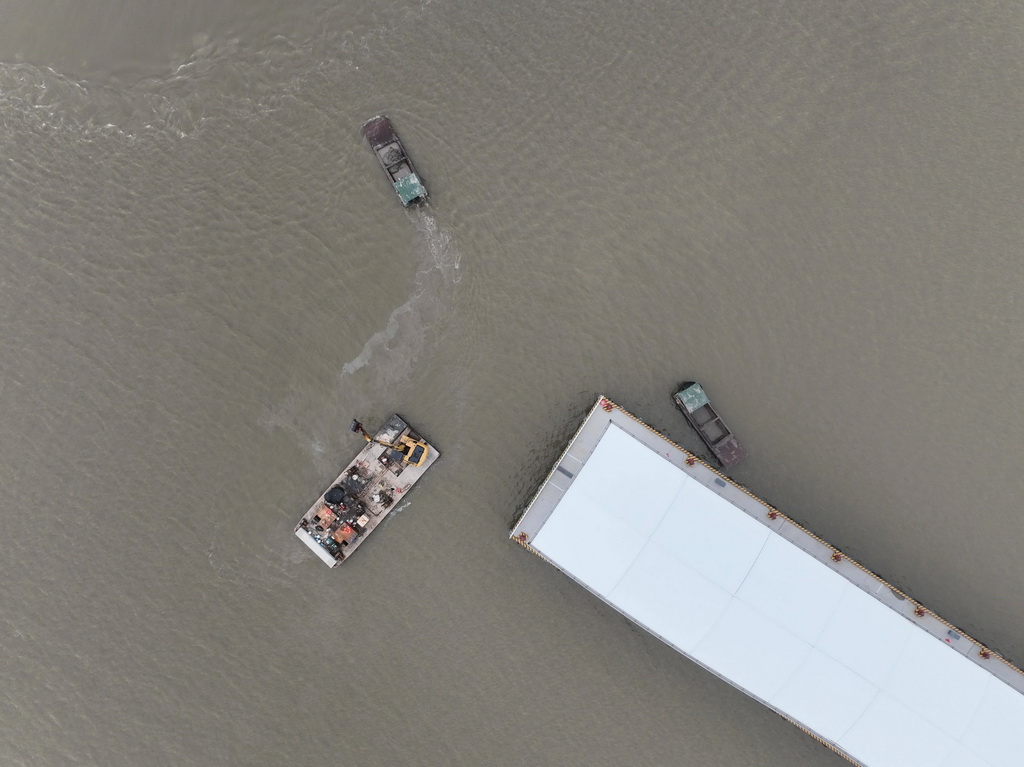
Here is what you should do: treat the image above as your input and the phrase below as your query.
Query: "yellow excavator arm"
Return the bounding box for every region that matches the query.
[351,420,429,467]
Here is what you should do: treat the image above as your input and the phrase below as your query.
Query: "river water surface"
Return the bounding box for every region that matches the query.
[2,2,1023,765]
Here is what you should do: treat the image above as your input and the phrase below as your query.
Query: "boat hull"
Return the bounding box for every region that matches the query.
[361,115,427,206]
[293,414,439,566]
[672,381,747,469]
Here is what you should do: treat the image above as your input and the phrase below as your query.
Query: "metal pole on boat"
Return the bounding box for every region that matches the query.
[351,419,371,442]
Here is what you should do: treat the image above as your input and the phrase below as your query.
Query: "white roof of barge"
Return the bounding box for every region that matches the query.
[520,413,1024,767]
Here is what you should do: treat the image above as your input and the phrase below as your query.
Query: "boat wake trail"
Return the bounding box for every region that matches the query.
[260,206,461,478]
[413,206,462,282]
[338,206,461,387]
[340,299,416,376]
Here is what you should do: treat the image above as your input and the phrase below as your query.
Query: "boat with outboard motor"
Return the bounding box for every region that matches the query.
[294,415,439,566]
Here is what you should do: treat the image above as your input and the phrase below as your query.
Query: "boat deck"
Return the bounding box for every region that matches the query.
[673,381,747,468]
[361,114,427,206]
[295,414,439,567]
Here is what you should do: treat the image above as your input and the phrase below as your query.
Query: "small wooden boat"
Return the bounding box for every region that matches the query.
[294,414,439,567]
[361,115,428,206]
[672,382,747,469]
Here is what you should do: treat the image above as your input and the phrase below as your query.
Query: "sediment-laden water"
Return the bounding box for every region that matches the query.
[2,2,1022,765]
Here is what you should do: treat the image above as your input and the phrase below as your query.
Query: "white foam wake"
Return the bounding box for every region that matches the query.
[337,207,460,384]
[341,299,416,376]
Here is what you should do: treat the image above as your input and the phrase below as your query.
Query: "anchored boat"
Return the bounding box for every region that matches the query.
[361,115,428,206]
[672,381,747,469]
[294,415,439,567]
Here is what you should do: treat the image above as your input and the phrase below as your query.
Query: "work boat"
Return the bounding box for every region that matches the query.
[361,115,428,206]
[672,381,747,469]
[294,415,439,566]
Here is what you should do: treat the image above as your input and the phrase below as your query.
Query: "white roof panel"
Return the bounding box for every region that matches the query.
[531,489,648,597]
[960,677,1024,766]
[567,423,685,537]
[518,406,1024,767]
[768,649,879,742]
[883,629,991,739]
[735,533,850,644]
[691,598,812,701]
[649,478,770,593]
[838,694,955,767]
[815,584,914,687]
[608,542,731,652]
[939,746,992,767]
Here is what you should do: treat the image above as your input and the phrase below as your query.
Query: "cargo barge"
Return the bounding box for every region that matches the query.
[511,395,1024,767]
[295,415,439,567]
[673,381,747,468]
[361,115,428,206]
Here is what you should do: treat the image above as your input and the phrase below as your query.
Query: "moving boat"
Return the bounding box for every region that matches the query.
[672,381,747,469]
[294,415,439,566]
[361,115,428,206]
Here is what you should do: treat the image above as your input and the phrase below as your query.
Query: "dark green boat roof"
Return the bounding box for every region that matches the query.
[675,382,709,414]
[395,174,426,205]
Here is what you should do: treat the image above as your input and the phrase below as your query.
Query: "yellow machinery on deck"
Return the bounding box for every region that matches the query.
[350,419,429,467]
